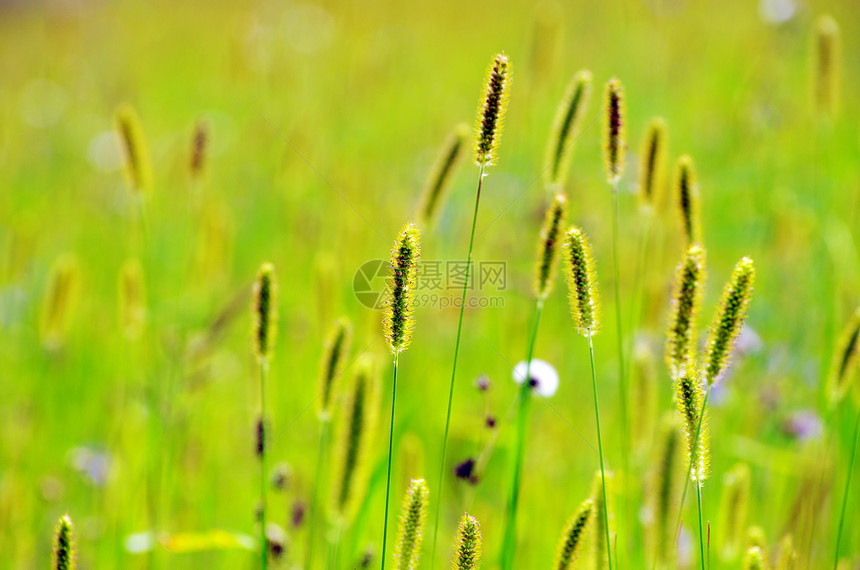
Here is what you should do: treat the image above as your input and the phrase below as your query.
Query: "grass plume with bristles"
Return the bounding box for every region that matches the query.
[317,317,353,419]
[813,14,840,118]
[544,70,593,189]
[383,223,421,355]
[418,124,469,228]
[40,254,81,352]
[474,53,511,167]
[431,52,512,568]
[589,470,613,570]
[533,192,568,299]
[562,225,612,570]
[118,258,147,342]
[826,307,860,405]
[252,263,277,364]
[602,78,626,184]
[717,462,751,561]
[189,118,209,181]
[393,478,429,570]
[703,256,755,385]
[554,499,593,570]
[563,226,600,336]
[115,103,153,194]
[309,317,353,566]
[665,243,706,380]
[637,118,668,210]
[330,355,379,521]
[252,262,277,570]
[675,365,709,483]
[674,155,700,246]
[647,414,684,569]
[382,223,421,570]
[53,514,76,570]
[452,513,481,570]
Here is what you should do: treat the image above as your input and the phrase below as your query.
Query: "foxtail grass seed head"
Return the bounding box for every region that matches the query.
[252,262,277,362]
[666,243,706,379]
[383,223,421,354]
[563,226,600,336]
[602,78,626,184]
[533,192,568,299]
[419,124,469,228]
[40,254,81,351]
[590,470,612,570]
[53,514,76,570]
[703,257,755,385]
[317,317,353,419]
[114,103,152,194]
[255,415,265,458]
[813,14,840,118]
[826,307,860,405]
[555,499,593,569]
[331,354,379,522]
[674,155,700,245]
[638,118,668,209]
[474,53,511,167]
[717,462,751,560]
[393,478,429,570]
[544,70,593,189]
[675,365,709,483]
[118,258,147,342]
[647,414,684,569]
[743,546,766,570]
[775,534,797,570]
[452,513,482,570]
[189,119,209,180]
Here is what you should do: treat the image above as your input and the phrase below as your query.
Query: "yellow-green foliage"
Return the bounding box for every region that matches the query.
[717,462,751,560]
[646,414,684,569]
[813,14,840,117]
[775,534,797,570]
[474,54,512,167]
[631,342,658,452]
[118,258,147,342]
[533,192,568,299]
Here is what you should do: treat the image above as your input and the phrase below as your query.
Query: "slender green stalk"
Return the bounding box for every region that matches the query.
[674,385,712,553]
[430,163,484,566]
[307,418,330,569]
[588,335,614,570]
[833,408,860,569]
[695,479,705,570]
[500,299,544,569]
[610,180,631,561]
[381,352,400,570]
[259,362,268,570]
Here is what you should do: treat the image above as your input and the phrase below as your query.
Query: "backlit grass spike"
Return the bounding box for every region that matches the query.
[666,243,706,380]
[419,124,469,228]
[827,306,860,405]
[115,103,153,194]
[638,118,668,209]
[53,514,76,570]
[602,78,626,184]
[474,53,512,167]
[252,262,277,362]
[533,192,568,299]
[563,226,601,336]
[703,257,755,385]
[544,70,593,189]
[554,498,593,569]
[452,513,481,570]
[40,254,81,351]
[813,14,840,118]
[317,317,353,419]
[675,155,700,246]
[383,223,421,354]
[675,364,709,483]
[393,478,430,570]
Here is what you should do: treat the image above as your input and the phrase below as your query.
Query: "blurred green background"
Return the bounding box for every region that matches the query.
[1,0,859,567]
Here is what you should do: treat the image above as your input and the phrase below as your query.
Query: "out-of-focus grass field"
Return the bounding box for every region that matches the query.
[2,0,860,568]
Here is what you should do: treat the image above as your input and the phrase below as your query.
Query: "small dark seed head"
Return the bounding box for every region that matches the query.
[602,78,626,184]
[637,117,668,210]
[544,69,593,189]
[252,262,277,362]
[555,499,593,569]
[675,155,701,246]
[474,53,512,167]
[533,192,568,299]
